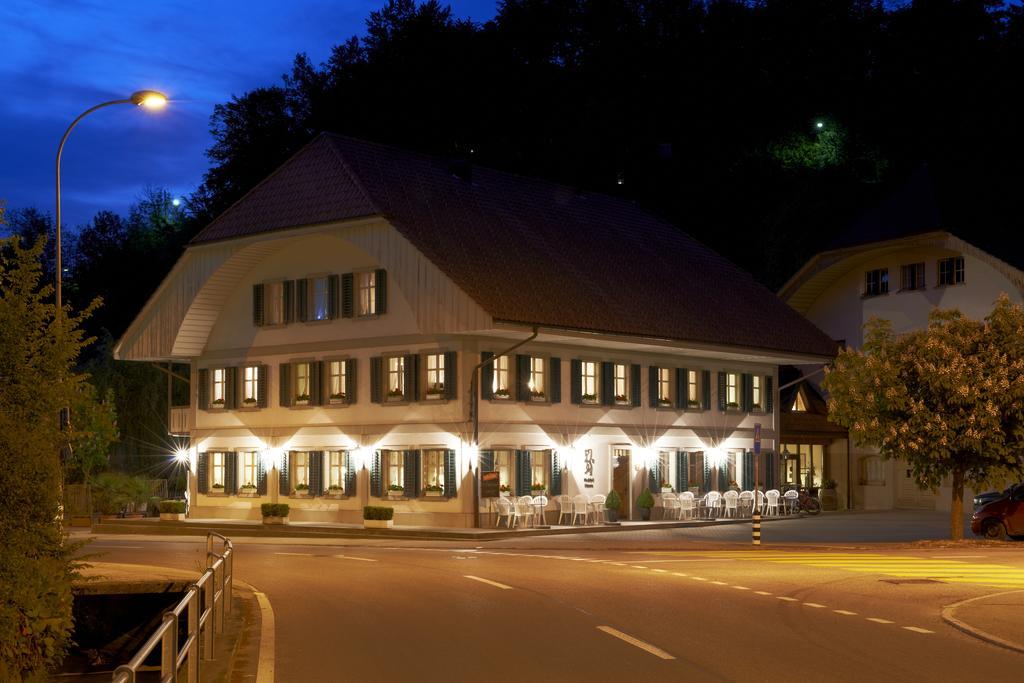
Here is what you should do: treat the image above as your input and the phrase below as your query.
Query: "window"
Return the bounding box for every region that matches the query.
[657,367,672,406]
[864,268,889,297]
[357,271,376,316]
[387,356,405,401]
[860,455,885,486]
[425,353,445,399]
[327,450,345,493]
[211,452,225,489]
[938,256,964,286]
[422,449,446,495]
[751,375,762,411]
[725,373,739,408]
[491,355,511,399]
[581,361,598,403]
[211,368,227,408]
[687,451,704,491]
[239,451,258,490]
[613,364,628,404]
[294,362,311,403]
[385,450,404,490]
[310,276,330,321]
[530,451,548,492]
[528,357,546,400]
[265,281,285,325]
[658,450,673,490]
[781,444,824,489]
[290,452,310,493]
[494,450,514,490]
[900,263,925,291]
[687,370,699,407]
[242,365,259,406]
[792,390,808,412]
[328,360,347,403]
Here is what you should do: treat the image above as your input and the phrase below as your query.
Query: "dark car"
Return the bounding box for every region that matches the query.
[974,489,1009,510]
[971,484,1024,540]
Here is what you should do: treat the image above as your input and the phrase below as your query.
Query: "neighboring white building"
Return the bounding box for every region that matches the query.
[779,169,1024,511]
[116,134,836,527]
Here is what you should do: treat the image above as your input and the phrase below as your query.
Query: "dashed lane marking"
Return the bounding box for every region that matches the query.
[597,626,676,660]
[804,603,827,608]
[777,597,799,602]
[464,575,513,590]
[834,610,857,616]
[652,569,669,573]
[732,586,750,591]
[903,626,935,634]
[866,618,895,624]
[711,581,728,585]
[274,552,312,556]
[672,573,689,577]
[754,591,772,596]
[631,565,649,569]
[332,555,378,562]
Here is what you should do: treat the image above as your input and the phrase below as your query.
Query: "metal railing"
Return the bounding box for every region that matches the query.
[112,532,234,683]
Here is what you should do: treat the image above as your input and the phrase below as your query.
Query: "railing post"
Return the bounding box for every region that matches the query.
[214,559,225,633]
[206,533,213,565]
[112,665,135,683]
[186,586,199,683]
[202,570,215,660]
[160,611,178,682]
[224,547,233,614]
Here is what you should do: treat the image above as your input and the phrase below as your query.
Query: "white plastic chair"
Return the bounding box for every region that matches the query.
[722,490,739,518]
[495,497,514,527]
[516,496,535,527]
[532,495,548,526]
[679,491,695,519]
[738,490,754,516]
[703,491,722,518]
[571,494,590,526]
[765,489,781,516]
[782,489,799,515]
[556,494,573,525]
[589,494,606,524]
[662,492,680,520]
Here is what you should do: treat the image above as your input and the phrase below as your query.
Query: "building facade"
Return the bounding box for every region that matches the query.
[116,134,836,527]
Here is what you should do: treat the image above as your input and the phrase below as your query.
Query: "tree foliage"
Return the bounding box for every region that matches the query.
[823,296,1024,539]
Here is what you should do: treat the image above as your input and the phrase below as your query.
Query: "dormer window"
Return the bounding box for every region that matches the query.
[864,268,889,297]
[792,390,808,412]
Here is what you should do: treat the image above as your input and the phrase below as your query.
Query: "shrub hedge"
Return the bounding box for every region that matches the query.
[363,506,394,520]
[260,503,290,518]
[158,500,186,514]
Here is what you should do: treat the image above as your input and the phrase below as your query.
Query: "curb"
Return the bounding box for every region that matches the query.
[940,589,1024,655]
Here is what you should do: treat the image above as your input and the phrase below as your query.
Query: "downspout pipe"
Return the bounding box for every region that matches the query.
[470,326,539,528]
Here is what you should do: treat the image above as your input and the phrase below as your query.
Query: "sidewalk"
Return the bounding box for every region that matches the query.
[943,589,1024,654]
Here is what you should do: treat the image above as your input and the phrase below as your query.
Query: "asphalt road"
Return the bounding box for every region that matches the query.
[85,533,1024,682]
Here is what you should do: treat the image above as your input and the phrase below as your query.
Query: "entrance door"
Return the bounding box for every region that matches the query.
[611,448,630,520]
[896,463,936,509]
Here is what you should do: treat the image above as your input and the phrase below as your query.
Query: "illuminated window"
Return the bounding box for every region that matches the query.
[530,450,548,492]
[613,364,628,404]
[491,355,510,399]
[310,276,330,321]
[327,450,345,493]
[242,365,259,405]
[387,356,405,401]
[752,375,762,411]
[657,367,672,406]
[291,451,309,491]
[792,391,808,412]
[687,370,699,407]
[211,368,226,408]
[294,362,311,403]
[357,271,376,316]
[239,451,258,489]
[328,360,347,402]
[385,450,404,490]
[425,353,445,399]
[528,357,545,400]
[725,373,739,408]
[494,450,513,489]
[422,449,446,494]
[211,452,225,488]
[581,361,598,403]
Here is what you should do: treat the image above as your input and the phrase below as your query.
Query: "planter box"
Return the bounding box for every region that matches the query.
[499,491,510,498]
[819,488,838,511]
[263,516,289,525]
[530,491,546,497]
[424,490,443,497]
[239,488,258,497]
[364,519,393,529]
[160,512,186,521]
[661,488,673,494]
[293,490,310,497]
[388,490,404,498]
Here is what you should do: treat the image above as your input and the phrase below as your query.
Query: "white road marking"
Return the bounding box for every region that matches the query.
[777,597,799,602]
[803,603,827,608]
[711,581,728,585]
[333,555,378,562]
[652,569,669,573]
[631,565,649,569]
[867,618,895,624]
[464,575,513,590]
[754,591,772,596]
[91,545,144,549]
[834,610,857,616]
[611,563,627,566]
[903,626,935,634]
[672,573,689,577]
[597,626,676,660]
[274,552,312,556]
[254,590,275,683]
[732,586,750,591]
[692,577,708,581]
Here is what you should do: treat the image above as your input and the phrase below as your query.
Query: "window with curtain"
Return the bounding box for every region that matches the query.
[357,271,376,316]
[491,355,510,399]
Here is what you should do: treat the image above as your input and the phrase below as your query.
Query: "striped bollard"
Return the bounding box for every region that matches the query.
[752,513,761,546]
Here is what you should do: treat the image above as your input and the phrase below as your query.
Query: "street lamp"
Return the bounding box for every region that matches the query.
[54,89,168,312]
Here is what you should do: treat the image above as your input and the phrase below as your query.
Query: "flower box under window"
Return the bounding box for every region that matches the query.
[329,393,347,405]
[614,394,629,405]
[425,387,444,400]
[293,484,310,497]
[493,389,511,400]
[726,402,740,410]
[210,399,226,409]
[581,393,597,403]
[423,484,444,497]
[386,389,405,401]
[239,484,258,497]
[210,484,225,495]
[294,394,310,406]
[242,399,258,408]
[657,398,673,408]
[687,399,701,409]
[387,485,404,498]
[327,485,345,497]
[530,390,546,401]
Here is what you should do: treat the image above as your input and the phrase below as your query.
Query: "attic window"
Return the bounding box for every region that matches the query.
[792,391,808,412]
[938,256,965,286]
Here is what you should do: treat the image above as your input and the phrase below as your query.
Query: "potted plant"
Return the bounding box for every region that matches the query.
[387,388,404,401]
[294,393,311,406]
[498,484,512,497]
[329,391,347,404]
[294,483,310,496]
[581,393,597,403]
[327,484,344,496]
[728,480,740,493]
[239,482,257,496]
[687,399,701,409]
[493,389,511,400]
[604,490,622,523]
[424,483,444,497]
[363,505,395,529]
[425,387,444,399]
[242,397,257,408]
[614,394,628,404]
[210,397,225,408]
[637,488,655,520]
[657,397,673,407]
[387,483,404,498]
[660,480,673,494]
[261,503,289,525]
[530,389,546,400]
[158,500,186,521]
[530,482,546,496]
[819,478,838,511]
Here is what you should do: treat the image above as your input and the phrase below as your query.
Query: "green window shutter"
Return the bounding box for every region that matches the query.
[648,366,659,407]
[283,280,295,324]
[279,452,290,494]
[766,376,774,413]
[310,362,322,406]
[570,359,582,404]
[480,352,494,400]
[443,351,457,400]
[404,354,419,401]
[328,274,340,319]
[549,450,561,496]
[197,369,209,410]
[630,364,641,407]
[718,463,729,491]
[344,451,357,494]
[296,278,308,322]
[370,357,383,403]
[279,363,292,407]
[309,451,323,496]
[225,367,238,409]
[515,355,531,402]
[743,451,754,490]
[403,450,420,497]
[515,450,532,496]
[701,370,711,410]
[197,452,208,493]
[444,449,457,497]
[225,452,238,494]
[676,451,689,492]
[345,359,357,404]
[766,451,777,489]
[375,269,387,314]
[702,453,712,492]
[256,456,267,495]
[549,357,561,403]
[341,273,354,318]
[741,373,752,412]
[600,362,614,406]
[717,371,726,411]
[370,450,382,496]
[257,365,268,408]
[252,284,264,327]
[675,368,687,409]
[478,450,494,472]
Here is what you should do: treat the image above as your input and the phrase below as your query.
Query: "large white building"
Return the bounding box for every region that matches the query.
[779,169,1024,511]
[116,134,836,527]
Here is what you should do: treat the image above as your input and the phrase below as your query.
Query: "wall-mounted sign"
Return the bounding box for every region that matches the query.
[481,470,500,498]
[583,448,595,488]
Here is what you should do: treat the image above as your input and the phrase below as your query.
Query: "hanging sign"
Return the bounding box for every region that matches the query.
[754,423,762,456]
[583,449,595,488]
[480,470,500,498]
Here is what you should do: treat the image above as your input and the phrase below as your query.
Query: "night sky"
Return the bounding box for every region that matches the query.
[1,0,496,230]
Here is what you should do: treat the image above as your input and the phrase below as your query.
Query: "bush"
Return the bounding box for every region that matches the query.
[637,488,655,509]
[605,490,622,509]
[147,496,162,517]
[91,471,151,515]
[260,503,290,518]
[363,506,394,520]
[158,500,186,514]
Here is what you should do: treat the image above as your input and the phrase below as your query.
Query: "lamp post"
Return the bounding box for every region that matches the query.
[55,89,168,312]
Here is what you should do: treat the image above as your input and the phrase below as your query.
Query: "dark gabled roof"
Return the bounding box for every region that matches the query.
[779,366,847,440]
[191,134,837,358]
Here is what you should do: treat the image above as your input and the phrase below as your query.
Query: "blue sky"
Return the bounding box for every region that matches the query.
[0,0,497,229]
